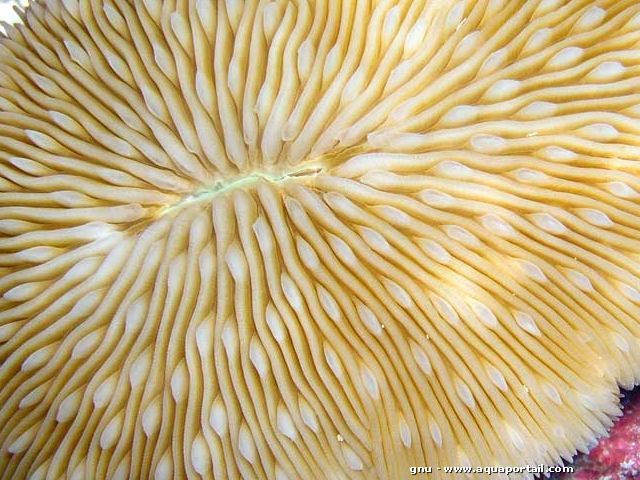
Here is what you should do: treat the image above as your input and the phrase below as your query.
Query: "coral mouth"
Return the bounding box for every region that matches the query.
[157,163,327,217]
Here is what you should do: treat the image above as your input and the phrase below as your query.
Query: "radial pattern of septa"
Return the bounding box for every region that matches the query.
[1,0,640,479]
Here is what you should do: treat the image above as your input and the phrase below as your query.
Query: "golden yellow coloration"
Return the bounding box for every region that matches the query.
[1,0,640,478]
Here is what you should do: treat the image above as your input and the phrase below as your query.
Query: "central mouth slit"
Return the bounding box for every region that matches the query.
[158,163,326,216]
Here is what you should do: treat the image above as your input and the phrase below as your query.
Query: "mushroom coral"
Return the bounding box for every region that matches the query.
[1,0,640,478]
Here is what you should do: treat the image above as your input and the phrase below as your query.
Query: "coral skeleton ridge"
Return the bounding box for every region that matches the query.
[1,0,640,479]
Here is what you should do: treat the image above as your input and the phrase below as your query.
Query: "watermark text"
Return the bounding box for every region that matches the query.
[409,464,574,475]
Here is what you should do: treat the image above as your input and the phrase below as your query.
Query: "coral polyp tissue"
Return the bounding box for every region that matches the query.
[1,0,640,479]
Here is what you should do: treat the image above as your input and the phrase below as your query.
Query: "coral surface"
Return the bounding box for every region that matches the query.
[1,1,640,479]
